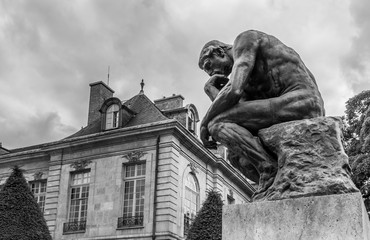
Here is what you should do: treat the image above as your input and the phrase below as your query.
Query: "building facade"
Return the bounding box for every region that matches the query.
[0,81,254,240]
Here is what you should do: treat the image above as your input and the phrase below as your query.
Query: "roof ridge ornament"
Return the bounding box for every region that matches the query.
[140,79,145,94]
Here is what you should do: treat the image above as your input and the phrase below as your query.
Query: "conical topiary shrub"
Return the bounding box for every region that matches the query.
[0,166,52,240]
[186,189,223,240]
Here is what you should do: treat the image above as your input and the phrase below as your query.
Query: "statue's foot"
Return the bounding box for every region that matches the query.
[253,164,277,199]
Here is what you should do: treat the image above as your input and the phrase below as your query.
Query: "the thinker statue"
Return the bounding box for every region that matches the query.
[198,30,325,195]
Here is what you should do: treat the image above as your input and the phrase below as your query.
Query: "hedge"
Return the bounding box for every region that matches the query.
[186,189,223,240]
[0,166,52,240]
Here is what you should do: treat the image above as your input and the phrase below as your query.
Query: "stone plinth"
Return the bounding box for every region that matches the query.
[223,193,370,240]
[255,116,358,201]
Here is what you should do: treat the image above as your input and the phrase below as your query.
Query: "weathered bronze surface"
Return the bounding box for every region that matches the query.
[198,30,326,198]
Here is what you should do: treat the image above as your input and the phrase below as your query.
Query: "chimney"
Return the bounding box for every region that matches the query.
[154,94,184,111]
[87,81,114,125]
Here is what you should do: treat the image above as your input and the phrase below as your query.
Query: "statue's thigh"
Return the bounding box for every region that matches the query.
[212,99,274,132]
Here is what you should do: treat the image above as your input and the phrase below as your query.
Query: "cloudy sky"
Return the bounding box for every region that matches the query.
[0,0,369,149]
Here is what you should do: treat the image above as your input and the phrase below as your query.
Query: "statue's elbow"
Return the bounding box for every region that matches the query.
[230,89,243,99]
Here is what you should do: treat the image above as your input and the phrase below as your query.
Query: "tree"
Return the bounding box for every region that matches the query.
[186,189,223,240]
[343,90,370,216]
[343,90,370,156]
[0,166,52,240]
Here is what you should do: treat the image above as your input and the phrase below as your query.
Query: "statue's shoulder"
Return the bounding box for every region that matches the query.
[240,29,266,36]
[234,30,266,50]
[235,30,265,42]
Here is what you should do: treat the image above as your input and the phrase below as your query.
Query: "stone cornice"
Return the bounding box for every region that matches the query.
[0,150,48,164]
[2,119,177,156]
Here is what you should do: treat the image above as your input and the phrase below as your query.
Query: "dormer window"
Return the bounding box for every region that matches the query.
[106,104,120,129]
[187,110,196,133]
[100,97,134,131]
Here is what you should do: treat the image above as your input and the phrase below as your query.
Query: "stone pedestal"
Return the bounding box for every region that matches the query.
[223,193,370,240]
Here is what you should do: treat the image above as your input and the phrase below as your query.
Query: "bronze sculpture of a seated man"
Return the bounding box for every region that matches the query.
[198,30,325,194]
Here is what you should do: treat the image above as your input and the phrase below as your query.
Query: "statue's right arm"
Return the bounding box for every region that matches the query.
[201,31,260,128]
[204,80,220,102]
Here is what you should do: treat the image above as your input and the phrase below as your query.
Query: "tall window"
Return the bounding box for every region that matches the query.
[30,180,47,212]
[184,173,199,235]
[118,163,146,228]
[106,104,120,129]
[64,171,90,234]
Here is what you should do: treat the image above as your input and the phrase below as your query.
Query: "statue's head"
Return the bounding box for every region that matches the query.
[198,40,233,77]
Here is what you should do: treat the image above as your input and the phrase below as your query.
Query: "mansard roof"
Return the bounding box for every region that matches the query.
[66,93,168,139]
[124,94,168,127]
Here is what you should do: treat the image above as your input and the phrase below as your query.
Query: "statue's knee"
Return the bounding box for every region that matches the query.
[301,95,325,118]
[208,123,219,137]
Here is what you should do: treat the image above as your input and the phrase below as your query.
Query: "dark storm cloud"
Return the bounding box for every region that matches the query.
[0,0,174,148]
[0,0,96,121]
[342,0,370,93]
[0,111,76,149]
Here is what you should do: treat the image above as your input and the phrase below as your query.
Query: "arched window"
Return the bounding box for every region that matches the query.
[106,104,120,129]
[184,173,199,235]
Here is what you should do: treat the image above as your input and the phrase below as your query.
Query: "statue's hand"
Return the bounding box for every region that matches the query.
[200,125,217,149]
[205,74,229,91]
[204,74,229,102]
